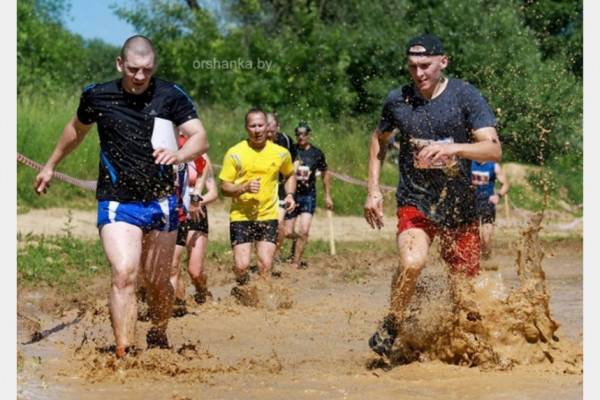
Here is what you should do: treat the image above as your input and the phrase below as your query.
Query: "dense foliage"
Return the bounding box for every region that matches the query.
[17,0,583,212]
[17,0,119,94]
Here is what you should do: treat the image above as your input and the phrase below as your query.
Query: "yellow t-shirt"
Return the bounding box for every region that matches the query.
[219,140,294,221]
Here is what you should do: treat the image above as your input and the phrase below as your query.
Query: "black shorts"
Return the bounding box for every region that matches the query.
[176,209,209,246]
[230,220,278,246]
[475,198,496,224]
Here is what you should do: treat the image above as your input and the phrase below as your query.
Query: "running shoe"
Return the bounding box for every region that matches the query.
[236,272,250,286]
[368,314,398,357]
[172,298,188,318]
[146,327,170,349]
[193,288,213,305]
[271,264,283,278]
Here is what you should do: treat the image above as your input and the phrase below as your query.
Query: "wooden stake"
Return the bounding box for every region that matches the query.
[504,193,511,221]
[326,209,336,256]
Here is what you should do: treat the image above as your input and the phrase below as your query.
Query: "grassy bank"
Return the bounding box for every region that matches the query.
[17,93,581,216]
[17,232,397,292]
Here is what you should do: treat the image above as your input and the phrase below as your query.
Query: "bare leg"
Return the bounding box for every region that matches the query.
[274,207,287,258]
[186,231,209,296]
[140,230,177,336]
[232,242,252,282]
[170,244,186,301]
[256,240,277,277]
[283,216,297,260]
[100,222,143,354]
[389,228,431,323]
[369,227,431,356]
[480,222,494,259]
[291,213,313,269]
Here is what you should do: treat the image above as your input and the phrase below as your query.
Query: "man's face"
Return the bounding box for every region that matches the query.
[265,119,278,141]
[407,47,448,94]
[116,52,156,94]
[246,113,267,147]
[296,129,310,147]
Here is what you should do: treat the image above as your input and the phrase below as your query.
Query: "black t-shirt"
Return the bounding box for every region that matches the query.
[294,145,327,196]
[77,77,198,202]
[378,78,496,227]
[274,132,297,200]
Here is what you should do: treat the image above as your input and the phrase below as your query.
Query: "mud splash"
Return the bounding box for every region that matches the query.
[58,297,286,384]
[231,280,294,310]
[387,214,582,372]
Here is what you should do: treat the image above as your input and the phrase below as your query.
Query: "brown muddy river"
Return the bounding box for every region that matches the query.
[17,215,582,400]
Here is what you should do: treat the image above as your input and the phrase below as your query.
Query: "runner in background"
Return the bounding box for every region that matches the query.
[265,112,298,271]
[170,133,218,312]
[219,108,296,291]
[284,122,333,269]
[471,161,509,259]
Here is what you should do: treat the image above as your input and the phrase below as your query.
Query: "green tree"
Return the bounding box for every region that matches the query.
[17,0,119,94]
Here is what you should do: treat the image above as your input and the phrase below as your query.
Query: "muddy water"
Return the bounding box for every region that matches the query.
[387,216,581,372]
[17,227,582,399]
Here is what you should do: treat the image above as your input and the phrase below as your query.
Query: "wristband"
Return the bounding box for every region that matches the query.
[190,194,203,203]
[285,192,295,196]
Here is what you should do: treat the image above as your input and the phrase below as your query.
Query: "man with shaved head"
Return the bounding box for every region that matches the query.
[265,112,297,269]
[35,35,209,358]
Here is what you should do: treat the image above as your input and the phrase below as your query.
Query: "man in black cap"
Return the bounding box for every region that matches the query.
[363,33,502,357]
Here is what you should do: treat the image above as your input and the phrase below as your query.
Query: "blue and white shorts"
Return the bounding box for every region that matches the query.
[97,195,179,232]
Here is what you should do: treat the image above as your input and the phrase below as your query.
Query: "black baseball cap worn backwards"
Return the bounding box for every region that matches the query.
[406,33,445,56]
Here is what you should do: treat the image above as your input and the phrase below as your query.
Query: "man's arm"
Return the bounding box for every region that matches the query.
[282,172,297,213]
[488,163,510,205]
[418,127,502,164]
[197,156,219,204]
[495,163,509,196]
[153,118,209,165]
[221,180,259,197]
[188,155,218,221]
[364,129,394,229]
[35,116,93,194]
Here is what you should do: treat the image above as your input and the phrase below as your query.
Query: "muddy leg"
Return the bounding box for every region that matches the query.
[388,228,431,323]
[141,230,177,348]
[100,222,143,356]
[186,231,210,303]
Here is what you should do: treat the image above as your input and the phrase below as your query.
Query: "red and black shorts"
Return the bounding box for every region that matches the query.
[396,206,480,276]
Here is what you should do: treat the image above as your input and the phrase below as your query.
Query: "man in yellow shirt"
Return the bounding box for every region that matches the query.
[219,108,296,286]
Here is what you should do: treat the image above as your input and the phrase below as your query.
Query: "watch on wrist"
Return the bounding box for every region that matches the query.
[190,194,203,203]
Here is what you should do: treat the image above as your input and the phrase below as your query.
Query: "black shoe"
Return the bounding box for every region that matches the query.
[146,327,170,349]
[299,261,308,269]
[368,315,398,357]
[174,298,186,307]
[193,288,213,305]
[236,272,250,286]
[172,300,188,318]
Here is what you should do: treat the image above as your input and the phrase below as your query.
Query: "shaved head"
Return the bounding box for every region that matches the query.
[120,35,156,61]
[266,112,278,125]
